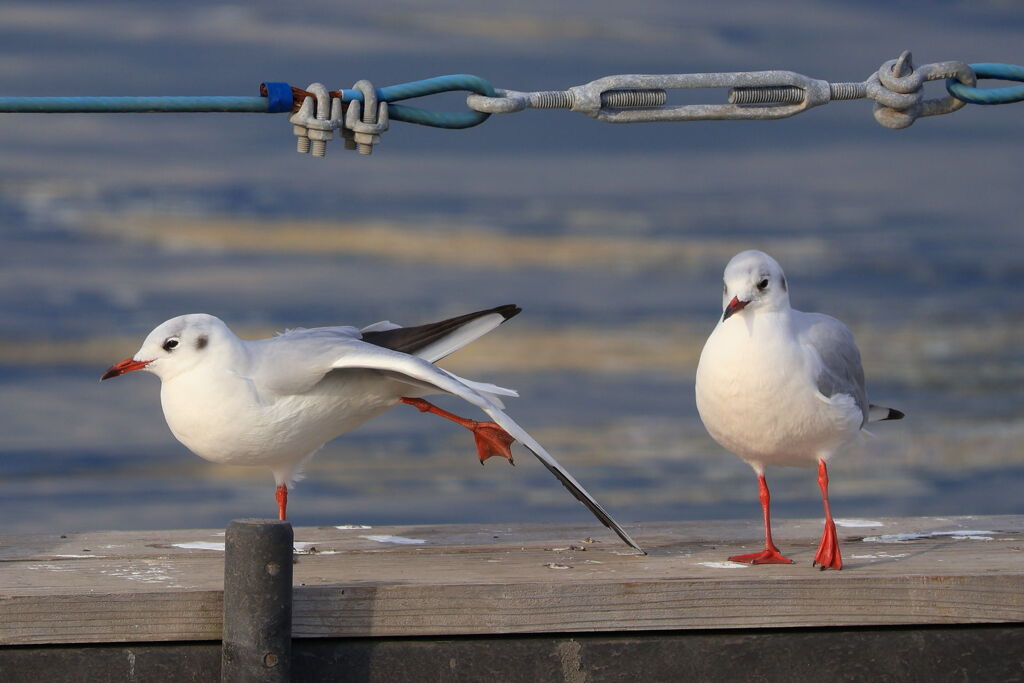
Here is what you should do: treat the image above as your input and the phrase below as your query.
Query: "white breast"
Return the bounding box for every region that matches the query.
[695,312,863,470]
[159,367,399,469]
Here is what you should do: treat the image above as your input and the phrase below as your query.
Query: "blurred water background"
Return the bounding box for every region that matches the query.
[0,1,1022,534]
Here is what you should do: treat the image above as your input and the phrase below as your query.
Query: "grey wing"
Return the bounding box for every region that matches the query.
[248,326,367,396]
[797,312,869,426]
[253,325,518,407]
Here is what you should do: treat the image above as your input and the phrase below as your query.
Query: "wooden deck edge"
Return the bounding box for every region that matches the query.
[2,571,1022,646]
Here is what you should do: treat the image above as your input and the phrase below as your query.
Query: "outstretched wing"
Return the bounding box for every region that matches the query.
[797,312,869,427]
[253,318,519,407]
[324,342,643,553]
[360,304,521,362]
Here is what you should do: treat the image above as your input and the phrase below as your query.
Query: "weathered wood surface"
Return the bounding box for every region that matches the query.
[0,515,1022,646]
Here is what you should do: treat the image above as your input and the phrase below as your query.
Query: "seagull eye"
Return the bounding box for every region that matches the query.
[757,278,769,291]
[163,337,180,352]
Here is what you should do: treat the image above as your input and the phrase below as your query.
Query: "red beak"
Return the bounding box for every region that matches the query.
[101,358,152,381]
[722,296,749,321]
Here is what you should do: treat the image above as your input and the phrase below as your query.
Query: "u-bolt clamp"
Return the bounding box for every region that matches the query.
[344,80,389,155]
[288,82,343,157]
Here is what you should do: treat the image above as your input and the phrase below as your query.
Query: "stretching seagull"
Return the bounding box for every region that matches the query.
[102,305,643,552]
[695,251,903,569]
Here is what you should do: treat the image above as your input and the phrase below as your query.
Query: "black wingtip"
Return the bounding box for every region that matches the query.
[494,304,522,322]
[361,304,523,357]
[870,404,905,421]
[524,446,645,554]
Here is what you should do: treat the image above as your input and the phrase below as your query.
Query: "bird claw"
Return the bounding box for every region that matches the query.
[472,421,515,465]
[728,547,795,565]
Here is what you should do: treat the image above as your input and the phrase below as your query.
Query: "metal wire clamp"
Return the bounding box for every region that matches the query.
[288,83,343,157]
[344,80,389,156]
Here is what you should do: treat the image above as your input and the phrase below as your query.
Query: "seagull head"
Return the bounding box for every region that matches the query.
[720,250,790,321]
[101,313,231,382]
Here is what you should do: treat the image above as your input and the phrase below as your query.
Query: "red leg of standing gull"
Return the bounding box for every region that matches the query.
[729,474,795,564]
[400,397,515,464]
[813,460,843,570]
[275,484,288,521]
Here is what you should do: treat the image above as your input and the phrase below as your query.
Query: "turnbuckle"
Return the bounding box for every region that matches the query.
[467,72,831,123]
[466,51,978,129]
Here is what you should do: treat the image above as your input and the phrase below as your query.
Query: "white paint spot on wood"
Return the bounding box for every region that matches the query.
[834,519,884,528]
[27,563,76,572]
[100,561,184,587]
[360,535,426,545]
[698,561,749,569]
[863,530,999,543]
[173,541,225,551]
[53,554,104,558]
[292,542,341,555]
[545,563,572,570]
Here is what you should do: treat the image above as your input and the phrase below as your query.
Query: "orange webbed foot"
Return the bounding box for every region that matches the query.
[728,547,795,565]
[813,520,843,570]
[471,421,515,465]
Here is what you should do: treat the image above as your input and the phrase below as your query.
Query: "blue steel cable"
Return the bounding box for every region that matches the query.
[341,74,495,129]
[0,75,496,128]
[946,63,1024,105]
[0,66,1018,129]
[0,96,274,113]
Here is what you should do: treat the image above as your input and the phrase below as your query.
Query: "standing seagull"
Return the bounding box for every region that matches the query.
[102,305,643,553]
[695,251,902,570]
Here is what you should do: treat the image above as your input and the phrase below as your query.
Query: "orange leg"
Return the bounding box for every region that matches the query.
[275,484,288,521]
[813,460,843,570]
[400,397,515,465]
[729,474,795,565]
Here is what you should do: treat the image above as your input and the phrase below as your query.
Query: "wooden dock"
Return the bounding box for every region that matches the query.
[1,514,1022,681]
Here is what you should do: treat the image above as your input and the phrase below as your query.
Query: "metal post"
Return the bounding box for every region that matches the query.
[222,519,293,682]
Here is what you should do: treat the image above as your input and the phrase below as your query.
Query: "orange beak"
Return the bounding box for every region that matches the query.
[722,296,749,321]
[101,358,152,381]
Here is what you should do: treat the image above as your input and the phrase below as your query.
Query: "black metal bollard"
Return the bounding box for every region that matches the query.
[222,519,293,682]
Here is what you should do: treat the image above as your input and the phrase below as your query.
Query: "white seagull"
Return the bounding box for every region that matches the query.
[695,251,903,570]
[102,305,643,553]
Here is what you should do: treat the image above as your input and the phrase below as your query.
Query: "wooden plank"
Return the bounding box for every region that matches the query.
[0,515,1022,645]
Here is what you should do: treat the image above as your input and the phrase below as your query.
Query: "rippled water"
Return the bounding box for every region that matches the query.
[0,1,1022,534]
